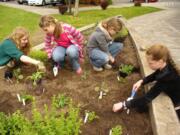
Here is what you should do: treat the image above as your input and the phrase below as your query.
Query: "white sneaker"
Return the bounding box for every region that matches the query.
[93,66,103,72]
[104,63,112,69]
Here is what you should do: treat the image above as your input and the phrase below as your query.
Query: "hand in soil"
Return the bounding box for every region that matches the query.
[113,102,124,112]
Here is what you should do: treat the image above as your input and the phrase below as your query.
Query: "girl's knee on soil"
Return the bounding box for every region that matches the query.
[39,15,84,75]
[0,27,46,79]
[87,17,124,72]
[113,44,180,119]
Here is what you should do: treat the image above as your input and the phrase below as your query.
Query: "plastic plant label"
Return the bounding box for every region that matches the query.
[84,112,89,123]
[53,66,58,77]
[17,94,21,102]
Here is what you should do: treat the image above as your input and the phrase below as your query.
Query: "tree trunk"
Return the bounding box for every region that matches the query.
[74,0,79,17]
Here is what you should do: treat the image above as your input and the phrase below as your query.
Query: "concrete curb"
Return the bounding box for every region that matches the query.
[121,17,180,135]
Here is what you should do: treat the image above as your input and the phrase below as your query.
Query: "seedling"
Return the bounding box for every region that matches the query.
[117,76,126,83]
[81,70,90,80]
[13,68,24,83]
[27,71,44,86]
[84,110,99,123]
[52,94,70,109]
[17,93,33,106]
[119,64,134,76]
[111,125,123,135]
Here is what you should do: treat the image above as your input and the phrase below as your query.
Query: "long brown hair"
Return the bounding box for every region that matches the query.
[39,15,62,39]
[9,27,30,55]
[102,17,123,32]
[146,44,170,62]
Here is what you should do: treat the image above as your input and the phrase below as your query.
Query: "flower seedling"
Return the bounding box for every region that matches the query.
[27,71,44,86]
[84,110,99,123]
[110,125,123,135]
[119,64,134,76]
[17,93,33,106]
[13,68,24,83]
[52,94,70,109]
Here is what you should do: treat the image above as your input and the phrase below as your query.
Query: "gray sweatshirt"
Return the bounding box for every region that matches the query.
[87,25,112,54]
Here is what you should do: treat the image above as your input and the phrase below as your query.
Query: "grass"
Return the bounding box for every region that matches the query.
[0,5,40,41]
[54,6,161,28]
[0,5,161,44]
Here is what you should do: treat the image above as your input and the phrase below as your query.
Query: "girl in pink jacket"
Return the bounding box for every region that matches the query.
[39,15,84,75]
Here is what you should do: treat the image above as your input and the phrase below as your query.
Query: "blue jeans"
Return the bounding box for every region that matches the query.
[89,42,123,68]
[52,45,80,70]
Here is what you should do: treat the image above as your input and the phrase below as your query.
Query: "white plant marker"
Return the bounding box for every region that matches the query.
[43,88,45,93]
[53,66,58,77]
[98,91,103,99]
[109,129,112,135]
[22,99,26,106]
[84,112,89,123]
[17,94,21,102]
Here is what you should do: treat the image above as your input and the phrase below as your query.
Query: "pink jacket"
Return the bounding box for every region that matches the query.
[44,23,84,59]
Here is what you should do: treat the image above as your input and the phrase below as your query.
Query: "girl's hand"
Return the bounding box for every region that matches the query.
[37,61,46,72]
[133,79,143,91]
[109,55,115,63]
[113,102,124,112]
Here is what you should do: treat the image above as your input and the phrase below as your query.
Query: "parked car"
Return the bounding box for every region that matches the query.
[51,0,64,6]
[28,0,51,5]
[17,0,28,4]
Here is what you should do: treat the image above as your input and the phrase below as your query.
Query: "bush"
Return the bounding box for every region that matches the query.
[29,50,48,63]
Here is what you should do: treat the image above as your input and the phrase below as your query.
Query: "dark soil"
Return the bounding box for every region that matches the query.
[0,35,152,135]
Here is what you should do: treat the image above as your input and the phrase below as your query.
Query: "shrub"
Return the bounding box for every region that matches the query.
[29,50,48,63]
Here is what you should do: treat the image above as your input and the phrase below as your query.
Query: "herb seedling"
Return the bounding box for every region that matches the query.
[52,94,70,109]
[13,68,24,83]
[81,70,90,80]
[119,64,134,76]
[95,82,109,99]
[84,110,99,123]
[111,125,123,135]
[27,71,44,86]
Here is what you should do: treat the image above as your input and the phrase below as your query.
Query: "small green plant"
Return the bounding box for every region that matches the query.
[27,71,44,86]
[52,94,71,109]
[81,70,90,80]
[111,125,123,135]
[21,94,34,102]
[29,50,48,63]
[119,64,134,75]
[85,110,99,123]
[13,68,24,83]
[115,26,129,38]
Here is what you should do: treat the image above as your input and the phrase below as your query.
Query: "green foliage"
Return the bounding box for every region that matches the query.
[27,71,44,86]
[115,26,129,38]
[107,0,112,5]
[29,50,48,63]
[111,125,123,135]
[52,94,71,109]
[119,64,134,75]
[13,68,24,82]
[21,94,34,102]
[85,110,99,122]
[0,99,82,135]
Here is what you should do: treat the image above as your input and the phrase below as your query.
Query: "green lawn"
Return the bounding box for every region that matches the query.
[54,6,161,28]
[0,5,161,43]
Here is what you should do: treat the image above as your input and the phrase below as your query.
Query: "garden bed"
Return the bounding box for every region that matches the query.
[0,32,152,134]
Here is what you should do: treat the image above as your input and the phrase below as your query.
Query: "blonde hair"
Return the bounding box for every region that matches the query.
[9,27,30,55]
[102,17,123,32]
[39,15,62,39]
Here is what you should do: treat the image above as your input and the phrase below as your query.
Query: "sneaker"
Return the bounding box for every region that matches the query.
[76,67,82,75]
[93,66,103,72]
[104,63,112,69]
